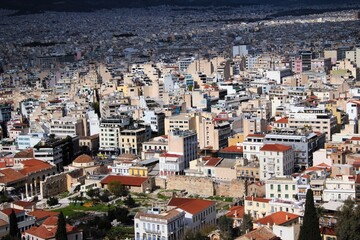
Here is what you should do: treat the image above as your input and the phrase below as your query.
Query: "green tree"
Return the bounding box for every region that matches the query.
[124,195,136,208]
[299,189,321,240]
[107,181,128,197]
[9,210,19,238]
[335,197,360,240]
[218,215,237,240]
[240,213,253,234]
[55,212,68,240]
[1,235,18,240]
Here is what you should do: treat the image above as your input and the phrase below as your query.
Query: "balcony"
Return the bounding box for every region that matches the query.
[144,228,162,235]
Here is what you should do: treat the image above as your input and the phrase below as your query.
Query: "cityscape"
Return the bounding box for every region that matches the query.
[0,0,360,239]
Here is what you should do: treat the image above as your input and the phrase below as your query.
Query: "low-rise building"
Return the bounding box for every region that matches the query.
[134,209,185,240]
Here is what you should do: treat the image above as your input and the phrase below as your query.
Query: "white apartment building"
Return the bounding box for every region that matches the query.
[49,117,85,138]
[259,144,295,181]
[167,198,216,232]
[266,176,298,200]
[134,209,185,240]
[323,175,356,202]
[86,110,100,136]
[142,136,168,160]
[243,134,265,160]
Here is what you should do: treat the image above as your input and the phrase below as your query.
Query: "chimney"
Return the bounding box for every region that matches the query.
[286,214,289,221]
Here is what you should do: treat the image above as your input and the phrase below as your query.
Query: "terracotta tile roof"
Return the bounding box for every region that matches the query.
[246,134,266,138]
[100,175,149,187]
[14,148,34,158]
[1,208,24,216]
[28,210,59,220]
[255,211,299,226]
[321,226,336,236]
[275,117,288,124]
[168,198,215,215]
[219,146,243,153]
[12,200,35,209]
[226,206,244,219]
[0,169,26,184]
[19,159,55,175]
[245,197,271,203]
[260,144,292,152]
[160,153,182,158]
[236,226,279,240]
[350,136,360,141]
[204,157,223,167]
[24,223,77,240]
[73,154,94,164]
[25,225,54,239]
[43,216,58,226]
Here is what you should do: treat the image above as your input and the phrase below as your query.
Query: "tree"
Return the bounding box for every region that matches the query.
[47,197,59,206]
[240,213,253,234]
[218,216,237,240]
[9,210,19,238]
[335,197,360,240]
[299,189,321,240]
[55,212,68,240]
[107,181,128,197]
[124,195,136,208]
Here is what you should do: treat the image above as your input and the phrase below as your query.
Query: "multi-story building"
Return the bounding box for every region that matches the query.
[198,117,231,151]
[265,176,298,200]
[259,144,295,181]
[164,113,197,134]
[141,110,165,135]
[119,123,152,155]
[134,209,185,240]
[49,117,85,138]
[167,198,216,232]
[242,134,265,161]
[142,136,169,160]
[99,116,130,154]
[288,108,338,141]
[264,128,326,169]
[168,130,197,169]
[33,136,80,171]
[244,196,271,220]
[323,175,357,202]
[0,103,11,123]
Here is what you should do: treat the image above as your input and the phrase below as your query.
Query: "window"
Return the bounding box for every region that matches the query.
[285,185,288,190]
[270,184,273,190]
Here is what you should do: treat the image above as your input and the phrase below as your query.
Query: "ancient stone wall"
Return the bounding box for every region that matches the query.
[40,172,67,199]
[214,179,246,198]
[165,176,214,196]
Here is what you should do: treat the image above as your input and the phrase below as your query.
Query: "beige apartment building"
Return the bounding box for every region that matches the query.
[164,113,197,134]
[288,108,337,141]
[49,117,85,138]
[198,117,231,151]
[119,124,152,155]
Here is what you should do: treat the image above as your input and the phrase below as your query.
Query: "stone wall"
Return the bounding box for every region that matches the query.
[40,172,67,199]
[214,179,246,198]
[155,176,166,189]
[166,176,214,196]
[161,175,248,198]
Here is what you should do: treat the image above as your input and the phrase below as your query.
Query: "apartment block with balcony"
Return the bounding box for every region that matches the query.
[119,123,152,155]
[264,128,326,169]
[49,117,85,138]
[99,116,130,154]
[259,144,295,181]
[266,176,298,201]
[323,175,357,202]
[134,209,185,240]
[242,134,265,161]
[288,108,337,141]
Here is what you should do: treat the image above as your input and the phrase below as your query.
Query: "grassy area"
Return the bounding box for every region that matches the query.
[207,196,234,202]
[53,203,116,217]
[157,193,170,201]
[57,191,69,198]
